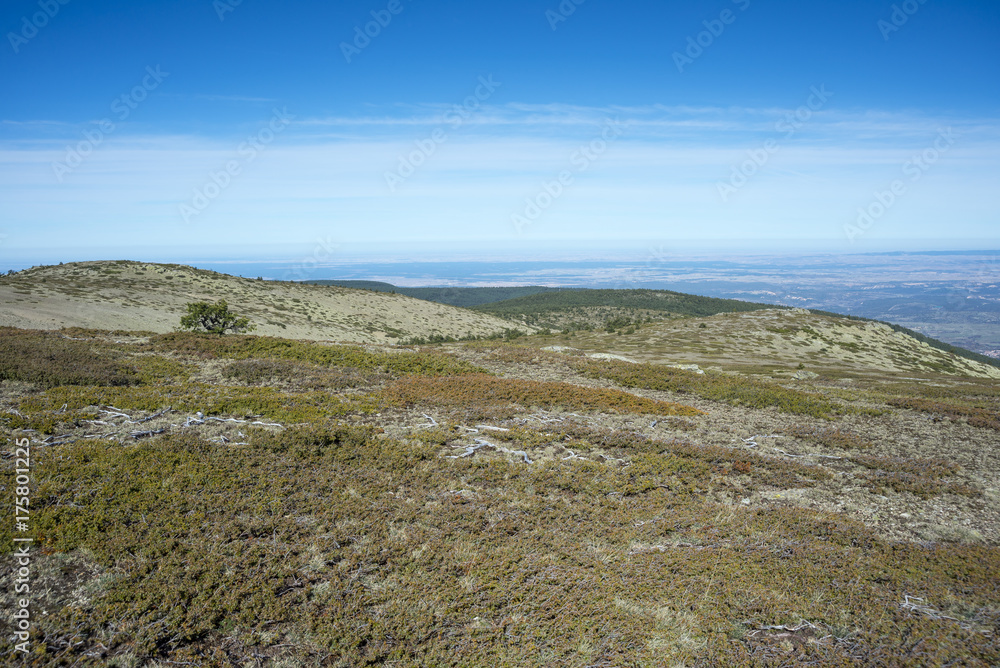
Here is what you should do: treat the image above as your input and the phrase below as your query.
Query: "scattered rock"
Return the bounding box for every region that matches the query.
[792,370,819,380]
[587,353,637,363]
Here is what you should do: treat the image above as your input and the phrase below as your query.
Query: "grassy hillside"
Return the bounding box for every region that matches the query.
[306,281,567,308]
[516,308,1000,381]
[0,261,531,344]
[2,324,999,665]
[474,288,778,319]
[808,309,1000,370]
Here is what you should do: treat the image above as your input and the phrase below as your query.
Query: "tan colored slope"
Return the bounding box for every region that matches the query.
[543,308,1000,380]
[0,261,531,343]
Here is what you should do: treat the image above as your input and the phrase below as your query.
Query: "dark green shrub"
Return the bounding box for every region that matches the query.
[179,299,255,335]
[0,328,137,388]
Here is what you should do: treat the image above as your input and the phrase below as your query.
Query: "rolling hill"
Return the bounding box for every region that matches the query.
[0,261,531,343]
[305,280,568,308]
[2,263,1000,665]
[472,287,782,322]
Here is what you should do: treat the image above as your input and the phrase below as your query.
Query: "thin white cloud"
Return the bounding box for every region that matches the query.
[1,103,997,254]
[191,94,278,103]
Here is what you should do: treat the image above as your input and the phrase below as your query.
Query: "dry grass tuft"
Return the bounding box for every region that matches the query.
[381,373,703,420]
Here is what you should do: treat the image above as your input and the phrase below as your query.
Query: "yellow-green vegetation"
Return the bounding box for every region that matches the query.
[509,422,832,493]
[785,424,873,450]
[2,325,1000,666]
[469,341,583,365]
[178,299,255,335]
[576,358,842,418]
[888,396,1000,431]
[149,332,486,377]
[18,383,369,429]
[3,425,1000,666]
[0,328,138,388]
[849,454,980,500]
[381,373,702,420]
[0,260,531,343]
[219,358,385,390]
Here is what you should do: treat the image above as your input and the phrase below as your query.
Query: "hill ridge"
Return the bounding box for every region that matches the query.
[0,260,532,343]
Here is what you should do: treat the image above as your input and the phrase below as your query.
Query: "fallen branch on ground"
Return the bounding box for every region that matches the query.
[773,447,842,461]
[742,435,780,448]
[130,428,165,440]
[445,438,533,464]
[127,406,173,424]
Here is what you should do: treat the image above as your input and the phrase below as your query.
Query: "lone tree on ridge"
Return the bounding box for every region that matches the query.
[179,299,256,335]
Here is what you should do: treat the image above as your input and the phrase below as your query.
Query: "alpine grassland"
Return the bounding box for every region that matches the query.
[3,319,1000,666]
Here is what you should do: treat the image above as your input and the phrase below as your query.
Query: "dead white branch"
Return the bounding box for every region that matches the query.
[900,595,959,622]
[598,453,630,467]
[773,447,842,461]
[773,448,809,459]
[755,621,818,633]
[35,434,75,446]
[99,408,133,420]
[446,442,490,459]
[630,543,718,554]
[742,435,780,448]
[130,428,165,440]
[445,438,533,464]
[127,406,173,424]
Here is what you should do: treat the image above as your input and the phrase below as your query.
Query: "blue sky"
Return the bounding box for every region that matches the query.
[1,0,998,267]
